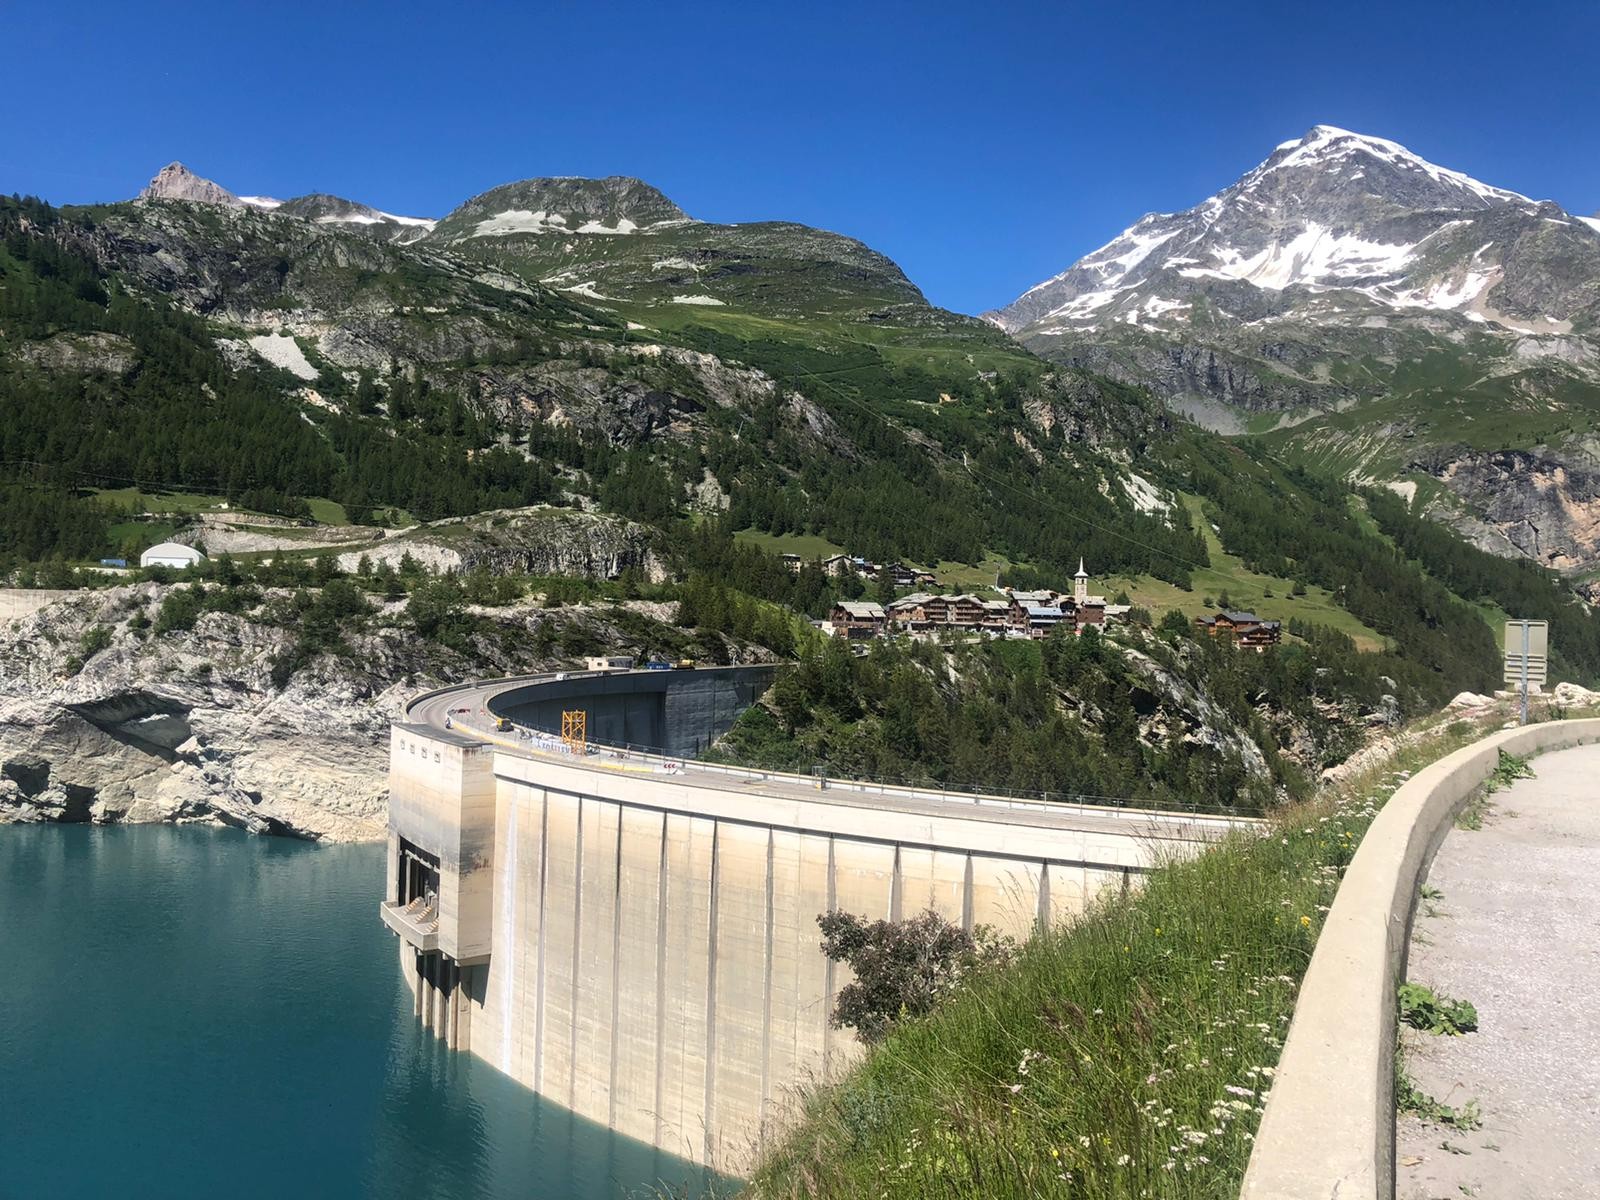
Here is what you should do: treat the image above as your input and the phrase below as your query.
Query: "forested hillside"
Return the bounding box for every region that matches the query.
[710,614,1405,813]
[0,193,1198,588]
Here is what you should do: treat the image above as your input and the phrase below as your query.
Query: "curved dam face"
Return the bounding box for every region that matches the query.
[382,668,1250,1175]
[488,665,777,758]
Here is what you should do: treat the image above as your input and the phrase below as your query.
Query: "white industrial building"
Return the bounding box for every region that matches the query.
[139,542,206,570]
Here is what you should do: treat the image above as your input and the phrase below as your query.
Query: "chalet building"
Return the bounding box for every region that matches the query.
[1019,604,1068,638]
[1194,610,1283,651]
[979,599,1011,631]
[779,553,803,573]
[829,600,887,638]
[887,593,936,629]
[1007,589,1058,607]
[821,554,854,578]
[946,594,987,629]
[883,563,936,589]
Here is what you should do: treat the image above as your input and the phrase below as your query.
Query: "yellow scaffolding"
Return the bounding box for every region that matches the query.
[561,709,587,755]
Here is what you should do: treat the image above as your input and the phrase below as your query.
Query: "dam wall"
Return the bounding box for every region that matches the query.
[384,670,1249,1175]
[488,665,776,758]
[0,589,76,626]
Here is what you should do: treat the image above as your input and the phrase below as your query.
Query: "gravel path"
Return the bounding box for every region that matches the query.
[1397,743,1600,1200]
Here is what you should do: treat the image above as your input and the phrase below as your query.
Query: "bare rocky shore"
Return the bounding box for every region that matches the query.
[0,583,696,841]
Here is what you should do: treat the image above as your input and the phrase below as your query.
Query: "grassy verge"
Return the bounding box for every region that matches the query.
[749,713,1508,1199]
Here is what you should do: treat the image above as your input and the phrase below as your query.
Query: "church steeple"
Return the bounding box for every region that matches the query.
[1074,558,1088,605]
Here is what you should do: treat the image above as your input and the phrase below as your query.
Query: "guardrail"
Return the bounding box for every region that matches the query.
[406,668,1261,830]
[1240,717,1600,1200]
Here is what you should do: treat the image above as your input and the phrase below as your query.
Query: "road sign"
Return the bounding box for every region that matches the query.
[1504,619,1549,726]
[1503,620,1549,685]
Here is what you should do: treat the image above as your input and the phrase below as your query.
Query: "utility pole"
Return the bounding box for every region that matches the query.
[1520,619,1530,727]
[1504,619,1547,725]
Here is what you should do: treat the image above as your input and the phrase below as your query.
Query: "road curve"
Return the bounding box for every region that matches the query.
[402,668,1262,842]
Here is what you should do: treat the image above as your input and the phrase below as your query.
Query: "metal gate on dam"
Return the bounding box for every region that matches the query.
[380,666,1253,1174]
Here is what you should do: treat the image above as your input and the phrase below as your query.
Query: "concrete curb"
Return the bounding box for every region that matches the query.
[1240,718,1600,1200]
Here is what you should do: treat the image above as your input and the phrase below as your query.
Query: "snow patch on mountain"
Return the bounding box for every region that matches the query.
[1179,222,1416,290]
[671,294,726,306]
[238,195,282,210]
[315,210,435,229]
[471,209,641,237]
[1389,268,1497,311]
[472,209,570,236]
[1580,215,1600,235]
[575,217,638,235]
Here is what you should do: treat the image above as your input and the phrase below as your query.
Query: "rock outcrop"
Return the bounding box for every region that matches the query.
[0,585,401,840]
[142,162,242,207]
[0,583,754,841]
[1421,448,1600,571]
[334,507,666,580]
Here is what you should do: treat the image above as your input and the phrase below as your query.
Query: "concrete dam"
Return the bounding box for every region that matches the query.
[381,666,1253,1173]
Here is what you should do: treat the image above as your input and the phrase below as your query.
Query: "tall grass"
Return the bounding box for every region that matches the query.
[749,715,1502,1199]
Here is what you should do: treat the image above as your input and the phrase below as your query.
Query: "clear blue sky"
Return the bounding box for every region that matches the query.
[7,0,1598,314]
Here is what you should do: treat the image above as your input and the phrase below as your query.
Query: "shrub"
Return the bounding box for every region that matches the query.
[154,586,204,635]
[77,624,112,660]
[818,909,1007,1044]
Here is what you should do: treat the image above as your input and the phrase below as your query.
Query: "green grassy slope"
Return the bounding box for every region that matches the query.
[1109,494,1387,650]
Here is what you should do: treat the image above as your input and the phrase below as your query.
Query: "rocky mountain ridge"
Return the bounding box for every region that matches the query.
[141,161,436,242]
[429,175,692,239]
[990,125,1600,573]
[989,126,1599,341]
[131,161,938,320]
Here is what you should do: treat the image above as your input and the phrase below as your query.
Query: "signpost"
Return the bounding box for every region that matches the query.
[1504,619,1549,726]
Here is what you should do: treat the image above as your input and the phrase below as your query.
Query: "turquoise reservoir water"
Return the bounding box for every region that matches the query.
[0,825,723,1200]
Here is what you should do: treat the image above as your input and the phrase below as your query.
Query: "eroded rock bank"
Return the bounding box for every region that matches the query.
[0,582,752,841]
[0,585,404,840]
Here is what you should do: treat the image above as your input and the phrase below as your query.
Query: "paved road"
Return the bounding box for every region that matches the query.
[1398,742,1600,1200]
[403,672,1260,843]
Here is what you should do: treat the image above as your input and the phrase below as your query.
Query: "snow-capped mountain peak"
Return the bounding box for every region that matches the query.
[988,126,1592,338]
[1249,125,1535,209]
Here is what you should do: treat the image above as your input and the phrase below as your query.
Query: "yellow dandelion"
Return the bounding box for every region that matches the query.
[1299,915,1311,927]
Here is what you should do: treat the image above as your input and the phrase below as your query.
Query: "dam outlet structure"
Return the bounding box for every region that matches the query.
[381,666,1253,1174]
